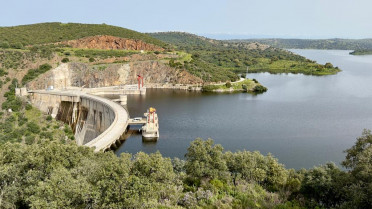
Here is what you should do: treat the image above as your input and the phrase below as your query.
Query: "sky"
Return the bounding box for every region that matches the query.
[0,0,371,39]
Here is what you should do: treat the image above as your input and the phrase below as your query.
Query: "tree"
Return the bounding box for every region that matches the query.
[225,81,232,88]
[300,163,350,208]
[325,62,334,68]
[185,138,228,180]
[342,129,372,208]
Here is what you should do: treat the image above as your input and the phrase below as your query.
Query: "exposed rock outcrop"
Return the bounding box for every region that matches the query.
[58,35,164,51]
[27,61,202,90]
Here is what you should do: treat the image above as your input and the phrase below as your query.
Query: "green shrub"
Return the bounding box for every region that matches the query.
[61,58,69,63]
[225,81,232,88]
[25,104,32,110]
[22,63,52,85]
[27,122,40,134]
[25,135,35,145]
[202,85,219,92]
[0,68,8,76]
[253,85,268,93]
[18,114,28,126]
[242,84,247,91]
[89,57,95,62]
[11,42,23,49]
[0,41,10,48]
[46,115,52,121]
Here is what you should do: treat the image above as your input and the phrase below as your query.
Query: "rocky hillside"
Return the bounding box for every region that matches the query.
[27,61,202,90]
[58,35,164,51]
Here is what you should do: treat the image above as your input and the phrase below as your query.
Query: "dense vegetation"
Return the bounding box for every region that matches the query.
[202,78,268,93]
[150,32,340,76]
[0,131,370,208]
[349,49,372,55]
[0,77,74,144]
[233,38,372,50]
[0,22,167,48]
[21,63,52,85]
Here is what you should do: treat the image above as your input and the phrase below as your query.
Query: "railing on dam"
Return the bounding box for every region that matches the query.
[27,90,129,152]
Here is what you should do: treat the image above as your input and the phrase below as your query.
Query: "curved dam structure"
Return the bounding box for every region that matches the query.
[27,90,129,152]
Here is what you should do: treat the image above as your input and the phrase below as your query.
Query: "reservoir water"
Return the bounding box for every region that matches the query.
[115,50,372,169]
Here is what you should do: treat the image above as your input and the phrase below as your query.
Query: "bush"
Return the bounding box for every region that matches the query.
[225,82,232,88]
[0,41,10,48]
[325,62,334,68]
[253,85,268,93]
[202,85,219,92]
[22,63,52,85]
[46,115,52,121]
[25,104,32,110]
[11,42,23,49]
[0,68,8,76]
[61,58,69,63]
[27,122,40,134]
[242,84,247,91]
[89,57,95,62]
[2,96,23,112]
[25,135,35,145]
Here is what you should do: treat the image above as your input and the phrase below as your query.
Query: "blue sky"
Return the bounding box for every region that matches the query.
[1,0,371,39]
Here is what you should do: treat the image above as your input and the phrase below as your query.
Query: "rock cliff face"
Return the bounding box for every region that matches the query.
[27,61,202,90]
[59,35,164,51]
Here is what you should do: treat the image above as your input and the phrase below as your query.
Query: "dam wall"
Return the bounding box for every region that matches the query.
[28,90,128,151]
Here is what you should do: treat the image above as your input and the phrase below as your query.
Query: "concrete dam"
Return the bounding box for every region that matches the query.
[27,90,129,151]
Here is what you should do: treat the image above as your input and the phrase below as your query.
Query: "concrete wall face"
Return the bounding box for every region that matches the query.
[76,97,115,145]
[29,92,115,146]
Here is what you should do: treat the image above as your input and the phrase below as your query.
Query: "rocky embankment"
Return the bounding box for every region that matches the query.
[58,35,164,51]
[27,61,202,90]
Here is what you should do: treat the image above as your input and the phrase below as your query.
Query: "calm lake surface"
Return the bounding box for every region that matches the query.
[115,49,372,169]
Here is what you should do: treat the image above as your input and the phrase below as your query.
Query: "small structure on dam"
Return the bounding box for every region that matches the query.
[142,107,159,140]
[128,107,159,141]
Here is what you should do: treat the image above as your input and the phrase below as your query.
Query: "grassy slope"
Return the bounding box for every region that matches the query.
[0,22,167,47]
[202,79,263,92]
[150,32,340,76]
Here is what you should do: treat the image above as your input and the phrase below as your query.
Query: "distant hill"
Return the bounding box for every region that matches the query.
[149,32,218,49]
[149,32,269,50]
[0,22,167,48]
[229,38,372,50]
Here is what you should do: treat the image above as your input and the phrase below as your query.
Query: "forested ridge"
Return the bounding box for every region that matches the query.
[149,32,341,76]
[0,22,167,48]
[231,38,372,51]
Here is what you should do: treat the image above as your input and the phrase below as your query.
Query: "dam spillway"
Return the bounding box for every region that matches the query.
[27,90,129,152]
